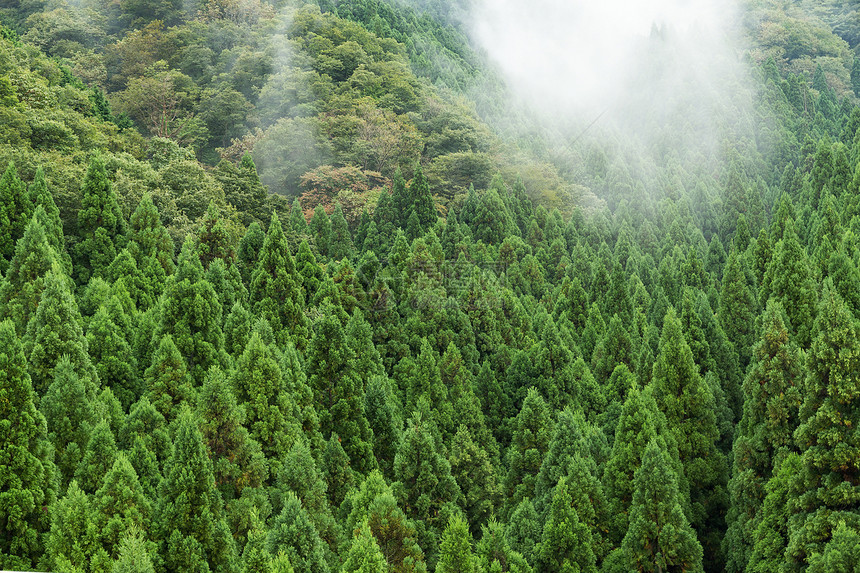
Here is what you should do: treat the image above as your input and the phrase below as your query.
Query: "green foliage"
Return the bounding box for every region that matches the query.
[0,319,57,569]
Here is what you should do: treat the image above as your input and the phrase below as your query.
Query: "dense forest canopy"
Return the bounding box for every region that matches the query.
[3,0,860,571]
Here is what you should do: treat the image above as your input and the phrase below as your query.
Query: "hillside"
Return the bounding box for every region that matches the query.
[2,0,860,572]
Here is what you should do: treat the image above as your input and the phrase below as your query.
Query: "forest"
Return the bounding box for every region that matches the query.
[2,0,860,571]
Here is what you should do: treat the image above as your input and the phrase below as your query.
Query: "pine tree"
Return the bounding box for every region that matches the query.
[363,375,401,480]
[342,520,387,573]
[296,239,325,305]
[24,264,97,395]
[436,515,476,573]
[787,283,860,568]
[111,530,156,573]
[0,319,57,569]
[241,511,274,573]
[197,202,235,268]
[290,197,308,235]
[154,407,238,573]
[536,477,597,573]
[266,492,329,573]
[0,214,61,334]
[475,519,533,573]
[649,308,726,568]
[159,236,228,383]
[46,481,105,573]
[250,213,308,348]
[145,334,196,423]
[0,161,33,274]
[504,388,552,515]
[75,155,127,283]
[724,300,803,573]
[617,440,703,573]
[747,452,800,573]
[237,221,265,285]
[306,304,376,474]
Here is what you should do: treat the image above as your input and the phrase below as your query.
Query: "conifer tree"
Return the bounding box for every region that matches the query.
[159,236,228,383]
[87,303,139,409]
[266,492,329,573]
[197,201,235,268]
[290,197,308,235]
[111,530,156,573]
[306,304,376,474]
[787,283,860,567]
[145,334,196,423]
[0,214,61,334]
[74,419,118,495]
[616,440,703,573]
[154,407,238,573]
[760,219,817,347]
[649,308,726,567]
[41,355,97,485]
[747,452,800,573]
[129,192,174,276]
[436,515,476,573]
[46,481,105,573]
[448,425,502,534]
[296,239,325,304]
[250,213,308,348]
[475,518,533,573]
[342,520,387,573]
[197,366,268,498]
[75,155,127,283]
[504,388,553,515]
[724,300,802,573]
[310,204,331,257]
[536,477,597,573]
[232,331,300,477]
[0,319,57,569]
[24,264,97,395]
[329,203,355,261]
[718,248,756,369]
[237,221,265,285]
[363,375,401,480]
[28,169,70,272]
[224,300,252,357]
[0,161,32,274]
[92,453,151,560]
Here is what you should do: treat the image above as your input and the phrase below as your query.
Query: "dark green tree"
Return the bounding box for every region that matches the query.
[616,440,703,573]
[329,203,355,261]
[250,213,308,348]
[0,319,57,569]
[0,161,32,274]
[266,492,329,573]
[504,388,552,515]
[154,407,238,573]
[145,334,196,423]
[75,155,127,283]
[310,204,331,258]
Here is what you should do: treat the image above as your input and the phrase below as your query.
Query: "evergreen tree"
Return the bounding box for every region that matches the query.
[409,164,437,229]
[0,319,57,569]
[536,477,597,573]
[28,169,68,271]
[0,161,32,274]
[436,515,476,573]
[747,453,801,573]
[46,480,105,573]
[296,239,325,305]
[649,308,726,568]
[129,192,174,277]
[266,492,329,573]
[724,300,803,573]
[145,334,196,423]
[306,304,376,474]
[111,530,156,573]
[154,407,238,573]
[232,332,300,477]
[0,214,61,334]
[448,425,502,535]
[87,303,139,410]
[787,283,860,567]
[250,213,308,348]
[41,355,97,486]
[718,248,756,370]
[24,264,97,395]
[237,221,265,285]
[290,198,308,235]
[75,155,127,283]
[504,388,553,515]
[92,453,151,560]
[363,375,400,480]
[310,204,331,258]
[159,236,227,383]
[616,440,703,573]
[342,520,386,573]
[475,518,533,573]
[329,203,355,261]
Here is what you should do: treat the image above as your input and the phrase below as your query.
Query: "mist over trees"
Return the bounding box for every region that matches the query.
[2,0,860,571]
